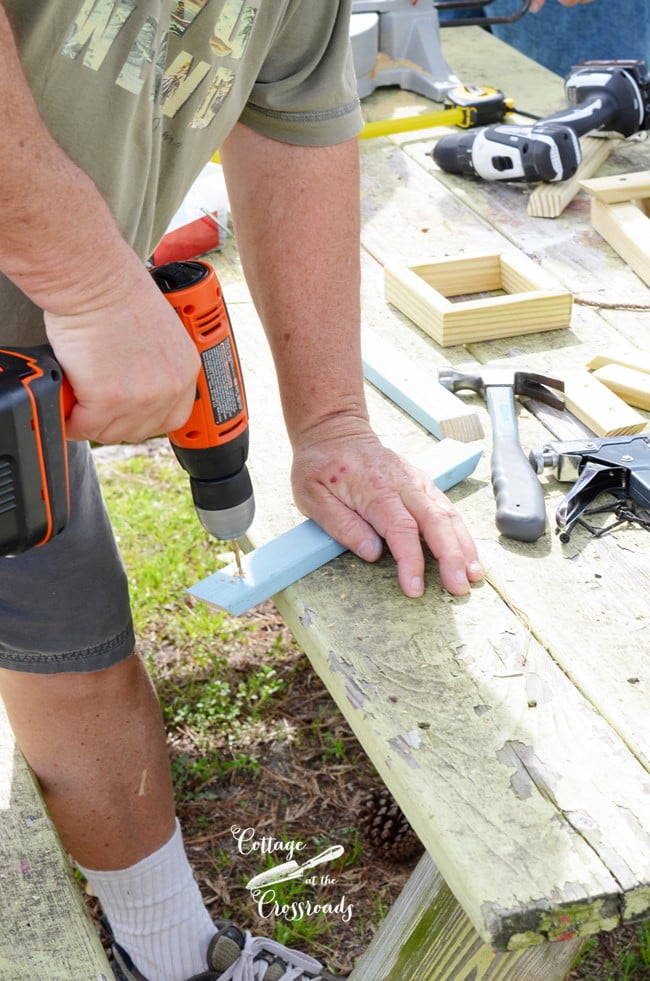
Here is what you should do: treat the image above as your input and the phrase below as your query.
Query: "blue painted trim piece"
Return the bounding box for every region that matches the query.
[190,521,346,616]
[361,328,475,441]
[189,439,483,615]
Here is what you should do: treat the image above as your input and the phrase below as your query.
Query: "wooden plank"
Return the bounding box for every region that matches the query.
[593,363,650,410]
[361,326,484,442]
[351,853,582,980]
[589,198,650,290]
[527,136,616,219]
[271,528,650,950]
[587,350,650,375]
[191,439,483,615]
[0,700,112,981]
[579,170,650,203]
[563,368,648,436]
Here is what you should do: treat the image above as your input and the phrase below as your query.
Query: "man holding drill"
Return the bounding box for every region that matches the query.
[0,3,482,980]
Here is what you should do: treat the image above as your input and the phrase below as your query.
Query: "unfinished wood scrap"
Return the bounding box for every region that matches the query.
[592,364,650,410]
[527,135,616,219]
[361,326,484,442]
[590,198,650,289]
[586,350,650,374]
[579,169,650,203]
[579,171,650,289]
[384,250,572,347]
[563,368,648,436]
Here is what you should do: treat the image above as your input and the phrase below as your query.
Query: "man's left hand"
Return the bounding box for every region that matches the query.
[290,417,483,598]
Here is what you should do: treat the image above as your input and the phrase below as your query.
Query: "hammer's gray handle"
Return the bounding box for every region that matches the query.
[486,387,546,541]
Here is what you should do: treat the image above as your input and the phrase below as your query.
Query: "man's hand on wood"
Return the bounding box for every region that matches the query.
[290,417,483,598]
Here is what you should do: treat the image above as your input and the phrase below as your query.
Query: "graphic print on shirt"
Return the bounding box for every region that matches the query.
[163,0,257,126]
[61,0,258,128]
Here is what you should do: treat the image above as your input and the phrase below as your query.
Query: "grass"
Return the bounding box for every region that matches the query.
[567,922,650,980]
[94,441,650,977]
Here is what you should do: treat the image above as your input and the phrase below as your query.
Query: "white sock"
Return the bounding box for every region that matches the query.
[78,819,216,981]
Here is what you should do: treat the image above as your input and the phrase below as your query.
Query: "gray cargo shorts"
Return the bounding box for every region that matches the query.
[0,441,135,674]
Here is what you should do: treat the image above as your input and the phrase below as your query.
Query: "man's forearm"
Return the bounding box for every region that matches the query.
[0,9,200,443]
[220,123,368,445]
[0,8,137,314]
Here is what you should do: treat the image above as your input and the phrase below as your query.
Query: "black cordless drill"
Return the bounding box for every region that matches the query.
[433,60,650,182]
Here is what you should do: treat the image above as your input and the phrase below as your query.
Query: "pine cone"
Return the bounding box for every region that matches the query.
[359,786,424,863]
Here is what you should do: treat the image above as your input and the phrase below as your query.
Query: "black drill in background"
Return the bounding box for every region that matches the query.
[433,60,650,182]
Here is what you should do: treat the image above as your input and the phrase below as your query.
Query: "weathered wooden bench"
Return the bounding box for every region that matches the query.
[3,24,650,981]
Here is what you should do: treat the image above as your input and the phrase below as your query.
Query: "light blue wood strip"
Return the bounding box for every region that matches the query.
[361,327,483,442]
[189,439,482,615]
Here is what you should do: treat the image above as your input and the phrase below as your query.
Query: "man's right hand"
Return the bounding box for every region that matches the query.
[44,262,200,445]
[0,9,199,446]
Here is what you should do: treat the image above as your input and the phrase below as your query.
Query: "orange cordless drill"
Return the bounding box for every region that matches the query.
[0,259,254,556]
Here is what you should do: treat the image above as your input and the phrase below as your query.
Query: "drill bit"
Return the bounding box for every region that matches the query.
[232,540,244,577]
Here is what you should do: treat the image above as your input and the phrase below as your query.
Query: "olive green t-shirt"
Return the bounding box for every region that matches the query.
[1,0,362,343]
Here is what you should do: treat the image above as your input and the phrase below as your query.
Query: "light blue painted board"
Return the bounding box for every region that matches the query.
[189,439,483,615]
[361,327,483,442]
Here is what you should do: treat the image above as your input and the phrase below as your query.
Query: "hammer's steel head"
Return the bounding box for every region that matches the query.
[438,367,565,410]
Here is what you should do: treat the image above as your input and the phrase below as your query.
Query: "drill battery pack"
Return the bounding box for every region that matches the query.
[0,346,72,556]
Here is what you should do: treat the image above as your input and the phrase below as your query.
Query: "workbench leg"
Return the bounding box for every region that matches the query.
[350,853,582,981]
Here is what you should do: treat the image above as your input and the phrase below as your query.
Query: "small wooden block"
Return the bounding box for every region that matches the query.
[586,350,650,375]
[579,169,650,203]
[593,364,650,411]
[528,135,615,219]
[384,251,572,347]
[361,327,484,442]
[563,368,648,436]
[589,198,650,290]
[189,439,483,615]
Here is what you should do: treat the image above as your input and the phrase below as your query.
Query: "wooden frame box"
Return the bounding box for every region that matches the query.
[384,250,572,347]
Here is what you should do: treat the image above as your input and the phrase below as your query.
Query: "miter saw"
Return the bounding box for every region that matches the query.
[350,0,531,102]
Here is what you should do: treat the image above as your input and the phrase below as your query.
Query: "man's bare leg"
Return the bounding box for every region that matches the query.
[0,650,175,869]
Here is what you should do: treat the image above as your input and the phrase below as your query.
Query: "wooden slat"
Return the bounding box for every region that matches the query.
[562,368,648,436]
[579,170,650,203]
[351,853,582,980]
[0,700,112,981]
[361,326,484,441]
[589,198,650,290]
[593,363,650,410]
[586,350,650,374]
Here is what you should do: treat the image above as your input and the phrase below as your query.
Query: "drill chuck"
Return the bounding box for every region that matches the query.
[188,468,254,541]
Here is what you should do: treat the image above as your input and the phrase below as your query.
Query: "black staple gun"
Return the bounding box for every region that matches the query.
[529,435,650,542]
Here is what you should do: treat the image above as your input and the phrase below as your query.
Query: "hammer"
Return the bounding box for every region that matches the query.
[438,368,565,541]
